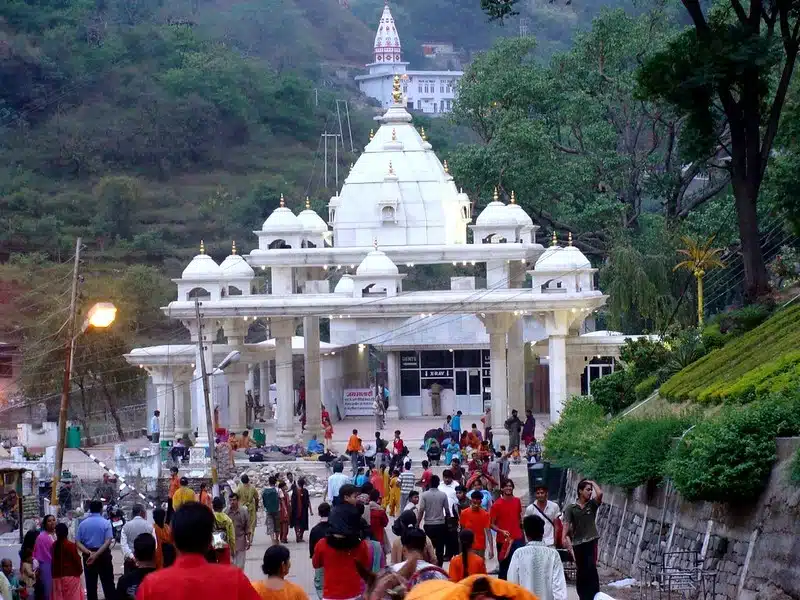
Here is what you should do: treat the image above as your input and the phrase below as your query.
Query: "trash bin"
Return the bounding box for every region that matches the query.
[253,427,266,446]
[528,462,547,500]
[66,426,81,449]
[160,440,173,462]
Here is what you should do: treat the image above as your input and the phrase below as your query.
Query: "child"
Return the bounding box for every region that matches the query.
[451,410,463,442]
[403,490,420,514]
[387,469,401,517]
[355,468,368,488]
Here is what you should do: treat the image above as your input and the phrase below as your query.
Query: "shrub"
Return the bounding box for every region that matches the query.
[698,351,800,404]
[635,375,659,401]
[620,337,670,380]
[660,304,800,403]
[718,304,773,336]
[590,370,637,414]
[666,401,795,503]
[701,323,728,351]
[543,397,608,474]
[593,415,690,489]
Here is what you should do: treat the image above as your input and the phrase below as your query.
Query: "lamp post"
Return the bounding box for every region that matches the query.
[50,300,118,510]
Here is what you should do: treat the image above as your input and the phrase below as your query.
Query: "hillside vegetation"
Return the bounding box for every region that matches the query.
[660,303,800,404]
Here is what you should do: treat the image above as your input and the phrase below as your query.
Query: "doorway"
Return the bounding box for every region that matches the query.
[455,368,483,414]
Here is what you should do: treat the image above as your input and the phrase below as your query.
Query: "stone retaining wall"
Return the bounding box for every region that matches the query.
[567,437,800,600]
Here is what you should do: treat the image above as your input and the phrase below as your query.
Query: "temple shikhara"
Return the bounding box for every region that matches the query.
[126,78,629,449]
[355,2,463,114]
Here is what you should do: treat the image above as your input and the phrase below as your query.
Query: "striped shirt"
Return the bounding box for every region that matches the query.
[399,471,415,494]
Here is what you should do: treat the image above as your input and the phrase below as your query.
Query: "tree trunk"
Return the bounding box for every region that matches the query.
[95,375,125,441]
[732,179,769,302]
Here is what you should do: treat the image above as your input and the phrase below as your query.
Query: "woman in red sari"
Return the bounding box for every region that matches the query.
[278,481,291,544]
[51,523,83,600]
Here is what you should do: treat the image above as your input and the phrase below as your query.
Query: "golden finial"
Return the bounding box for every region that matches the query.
[231,241,237,255]
[551,231,558,247]
[305,196,311,210]
[369,129,375,141]
[420,126,427,141]
[443,160,449,174]
[350,162,354,171]
[279,193,285,208]
[392,75,402,104]
[568,232,573,247]
[392,128,397,141]
[388,161,394,175]
[493,187,499,203]
[200,240,205,255]
[373,238,378,250]
[510,191,517,204]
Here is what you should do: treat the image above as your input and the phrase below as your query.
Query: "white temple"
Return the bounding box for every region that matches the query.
[355,2,462,114]
[126,78,630,449]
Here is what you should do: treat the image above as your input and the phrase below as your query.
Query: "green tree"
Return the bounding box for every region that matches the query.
[92,176,143,241]
[637,0,800,302]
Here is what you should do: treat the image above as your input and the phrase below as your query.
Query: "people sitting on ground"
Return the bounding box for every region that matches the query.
[136,502,260,600]
[307,435,324,454]
[448,529,487,582]
[251,544,308,600]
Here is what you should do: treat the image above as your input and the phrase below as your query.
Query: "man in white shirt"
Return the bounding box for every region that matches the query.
[437,469,459,512]
[525,485,561,547]
[150,410,160,444]
[120,505,156,573]
[326,461,351,506]
[508,515,568,600]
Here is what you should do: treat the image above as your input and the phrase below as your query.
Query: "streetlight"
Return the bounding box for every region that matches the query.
[50,301,117,510]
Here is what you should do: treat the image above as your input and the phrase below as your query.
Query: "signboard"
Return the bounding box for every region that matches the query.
[343,388,375,417]
[400,352,419,369]
[482,352,491,368]
[421,369,453,379]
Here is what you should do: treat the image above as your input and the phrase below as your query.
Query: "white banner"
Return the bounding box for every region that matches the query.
[343,388,375,417]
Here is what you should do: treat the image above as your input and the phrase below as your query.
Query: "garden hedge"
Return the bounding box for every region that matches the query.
[660,304,800,403]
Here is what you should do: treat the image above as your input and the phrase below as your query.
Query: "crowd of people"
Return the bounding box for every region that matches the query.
[6,418,604,600]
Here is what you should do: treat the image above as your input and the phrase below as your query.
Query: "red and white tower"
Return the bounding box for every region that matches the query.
[373,1,402,64]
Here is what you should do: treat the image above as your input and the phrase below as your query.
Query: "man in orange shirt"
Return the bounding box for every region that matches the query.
[459,491,507,559]
[137,503,260,600]
[346,429,362,476]
[167,467,180,524]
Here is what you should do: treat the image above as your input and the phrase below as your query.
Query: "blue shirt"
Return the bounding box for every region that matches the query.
[326,472,351,503]
[77,513,113,549]
[452,415,461,432]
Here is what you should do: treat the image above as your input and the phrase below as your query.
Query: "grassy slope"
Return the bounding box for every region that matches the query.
[660,303,800,404]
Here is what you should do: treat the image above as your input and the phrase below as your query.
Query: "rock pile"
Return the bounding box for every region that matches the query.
[227,464,328,497]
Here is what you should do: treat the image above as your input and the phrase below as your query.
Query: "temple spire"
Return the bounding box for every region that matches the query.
[551,231,558,247]
[231,241,237,255]
[373,2,402,64]
[200,240,205,255]
[279,193,285,208]
[306,196,311,210]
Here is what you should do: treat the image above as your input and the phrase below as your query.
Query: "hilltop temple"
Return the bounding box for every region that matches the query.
[355,2,463,114]
[126,78,627,448]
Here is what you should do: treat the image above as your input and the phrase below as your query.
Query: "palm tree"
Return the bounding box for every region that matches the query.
[674,236,726,326]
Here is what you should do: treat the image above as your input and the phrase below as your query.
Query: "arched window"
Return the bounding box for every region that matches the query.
[268,239,290,249]
[187,287,210,300]
[228,286,243,296]
[381,206,396,221]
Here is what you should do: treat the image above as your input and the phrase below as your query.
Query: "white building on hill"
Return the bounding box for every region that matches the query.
[355,2,462,115]
[126,79,632,450]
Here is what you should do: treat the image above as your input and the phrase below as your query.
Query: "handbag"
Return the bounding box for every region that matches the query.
[533,502,564,548]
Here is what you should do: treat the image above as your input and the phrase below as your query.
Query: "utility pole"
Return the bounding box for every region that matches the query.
[51,237,81,510]
[194,297,219,496]
[321,133,340,188]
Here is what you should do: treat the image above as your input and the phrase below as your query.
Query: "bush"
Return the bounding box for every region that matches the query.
[697,351,800,404]
[701,323,728,351]
[543,397,608,474]
[665,400,798,503]
[591,370,637,414]
[635,375,659,401]
[620,337,670,381]
[718,304,773,336]
[593,415,690,489]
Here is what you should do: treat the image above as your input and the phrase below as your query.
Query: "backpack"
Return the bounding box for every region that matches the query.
[262,487,280,514]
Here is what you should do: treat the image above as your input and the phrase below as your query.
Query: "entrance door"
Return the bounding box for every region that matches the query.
[455,369,483,414]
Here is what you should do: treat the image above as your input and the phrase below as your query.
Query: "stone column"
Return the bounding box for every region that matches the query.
[566,355,586,400]
[386,351,401,420]
[507,317,525,415]
[303,316,323,440]
[227,363,249,434]
[273,318,296,445]
[259,361,270,413]
[163,369,176,442]
[147,367,175,442]
[548,335,568,423]
[480,313,516,450]
[193,336,215,447]
[173,367,193,438]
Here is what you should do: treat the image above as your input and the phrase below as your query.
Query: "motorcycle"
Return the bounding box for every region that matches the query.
[102,499,125,542]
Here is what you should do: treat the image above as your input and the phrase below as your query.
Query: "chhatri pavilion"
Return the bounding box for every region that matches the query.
[126,78,629,449]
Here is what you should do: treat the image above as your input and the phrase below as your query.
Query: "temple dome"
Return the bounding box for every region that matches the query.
[475,194,516,229]
[535,239,591,271]
[182,245,222,281]
[298,199,329,235]
[356,248,399,276]
[262,195,302,232]
[219,244,255,279]
[507,192,534,227]
[334,274,355,294]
